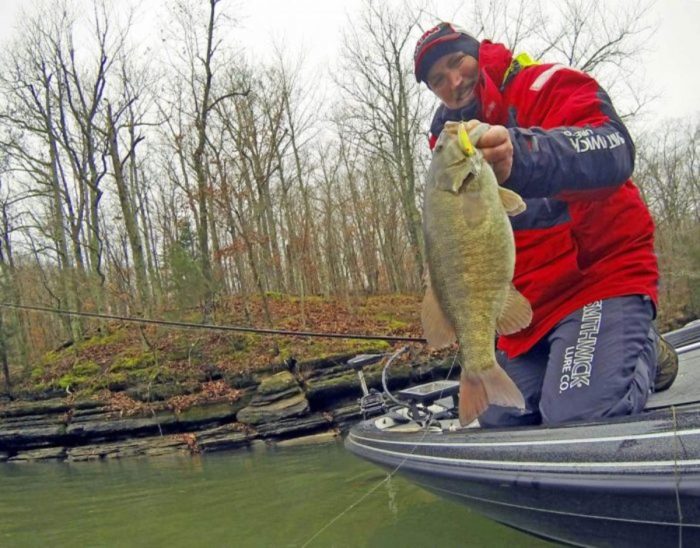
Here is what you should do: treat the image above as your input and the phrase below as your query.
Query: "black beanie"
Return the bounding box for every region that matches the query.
[414,22,480,84]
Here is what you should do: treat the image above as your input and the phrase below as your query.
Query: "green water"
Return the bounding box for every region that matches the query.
[0,440,556,547]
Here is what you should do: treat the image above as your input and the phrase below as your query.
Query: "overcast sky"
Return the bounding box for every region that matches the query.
[0,0,698,122]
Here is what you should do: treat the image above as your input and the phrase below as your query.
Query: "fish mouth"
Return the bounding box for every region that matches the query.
[446,170,476,193]
[461,172,476,188]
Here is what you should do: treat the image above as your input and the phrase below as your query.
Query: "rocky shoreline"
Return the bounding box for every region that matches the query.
[0,352,455,462]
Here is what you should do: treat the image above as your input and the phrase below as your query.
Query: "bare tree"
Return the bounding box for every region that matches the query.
[161,0,248,322]
[103,49,153,315]
[337,0,431,290]
[0,5,84,341]
[635,119,700,324]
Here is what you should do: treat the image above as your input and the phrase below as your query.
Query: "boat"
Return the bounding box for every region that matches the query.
[345,321,700,547]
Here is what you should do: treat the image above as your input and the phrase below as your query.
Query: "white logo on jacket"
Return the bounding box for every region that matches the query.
[563,128,625,153]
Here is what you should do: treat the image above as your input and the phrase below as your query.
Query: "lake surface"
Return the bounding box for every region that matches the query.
[0,440,557,547]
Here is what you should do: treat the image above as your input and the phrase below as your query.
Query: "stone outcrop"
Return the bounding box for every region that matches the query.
[0,353,457,462]
[237,371,310,426]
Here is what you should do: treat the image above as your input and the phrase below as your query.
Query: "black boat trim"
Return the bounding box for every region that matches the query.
[348,438,700,500]
[416,479,693,529]
[347,434,700,471]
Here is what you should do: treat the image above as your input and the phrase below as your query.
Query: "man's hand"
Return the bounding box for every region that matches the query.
[477,125,513,184]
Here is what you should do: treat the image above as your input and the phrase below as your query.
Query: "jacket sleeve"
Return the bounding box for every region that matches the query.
[503,67,635,201]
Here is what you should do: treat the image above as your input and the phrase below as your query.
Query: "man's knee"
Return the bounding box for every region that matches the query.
[539,359,652,426]
[540,296,655,426]
[539,387,647,425]
[478,406,540,428]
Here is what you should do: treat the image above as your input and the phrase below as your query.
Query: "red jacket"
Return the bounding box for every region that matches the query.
[428,41,658,358]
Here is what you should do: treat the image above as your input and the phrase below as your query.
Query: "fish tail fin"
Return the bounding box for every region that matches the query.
[458,373,489,426]
[458,364,526,426]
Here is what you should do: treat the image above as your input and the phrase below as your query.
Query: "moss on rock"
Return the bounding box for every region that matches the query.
[57,360,101,391]
[110,354,156,372]
[257,371,299,396]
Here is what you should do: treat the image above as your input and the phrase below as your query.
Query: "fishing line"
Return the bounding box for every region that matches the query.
[301,349,461,547]
[672,405,683,547]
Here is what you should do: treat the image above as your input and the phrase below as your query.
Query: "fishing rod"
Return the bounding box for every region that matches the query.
[0,302,427,344]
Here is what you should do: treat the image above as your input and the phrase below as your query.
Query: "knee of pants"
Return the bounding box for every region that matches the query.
[538,370,652,426]
[538,399,595,426]
[539,296,655,426]
[478,406,541,428]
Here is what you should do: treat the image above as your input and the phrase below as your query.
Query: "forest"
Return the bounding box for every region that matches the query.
[0,0,697,395]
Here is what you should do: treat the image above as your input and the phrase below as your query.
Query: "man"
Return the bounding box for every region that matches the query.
[414,22,678,426]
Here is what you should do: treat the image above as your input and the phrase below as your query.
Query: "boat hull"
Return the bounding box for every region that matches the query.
[346,325,700,547]
[348,406,700,547]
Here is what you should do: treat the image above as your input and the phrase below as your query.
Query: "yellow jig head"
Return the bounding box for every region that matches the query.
[458,123,475,156]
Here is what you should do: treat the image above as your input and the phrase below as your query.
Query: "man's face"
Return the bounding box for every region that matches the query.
[426,51,479,110]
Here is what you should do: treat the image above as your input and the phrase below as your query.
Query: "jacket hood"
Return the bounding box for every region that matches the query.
[474,40,513,124]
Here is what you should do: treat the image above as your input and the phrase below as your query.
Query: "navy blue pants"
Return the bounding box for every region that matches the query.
[479,295,657,427]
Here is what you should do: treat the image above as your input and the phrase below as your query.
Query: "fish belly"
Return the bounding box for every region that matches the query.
[425,189,514,373]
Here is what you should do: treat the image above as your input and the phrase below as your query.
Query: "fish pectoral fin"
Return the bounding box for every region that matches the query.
[498,187,527,216]
[458,365,525,426]
[496,284,533,335]
[421,273,457,348]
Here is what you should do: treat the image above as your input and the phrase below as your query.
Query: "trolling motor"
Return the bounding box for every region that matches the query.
[348,347,461,423]
[347,353,387,419]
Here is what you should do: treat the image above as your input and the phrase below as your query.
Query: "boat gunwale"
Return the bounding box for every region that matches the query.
[345,434,700,494]
[348,421,700,449]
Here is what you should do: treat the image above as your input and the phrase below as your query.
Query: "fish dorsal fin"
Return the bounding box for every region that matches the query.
[498,187,527,216]
[496,284,533,335]
[421,269,457,348]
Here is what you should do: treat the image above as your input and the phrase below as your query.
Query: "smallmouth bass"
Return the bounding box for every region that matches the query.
[422,121,532,425]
